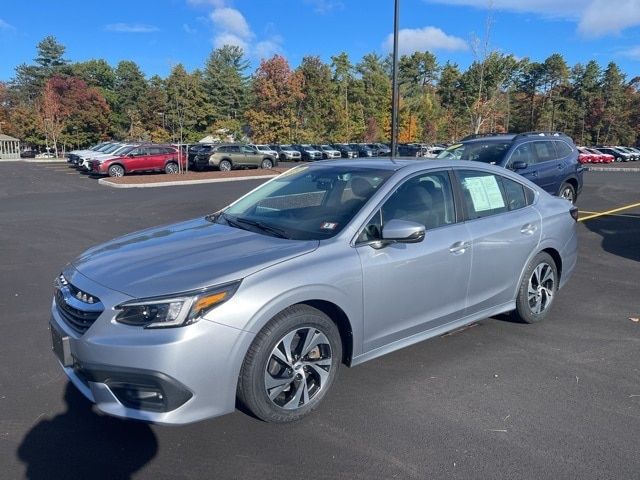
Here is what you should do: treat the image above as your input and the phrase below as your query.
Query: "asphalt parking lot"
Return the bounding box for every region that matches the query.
[1,161,638,479]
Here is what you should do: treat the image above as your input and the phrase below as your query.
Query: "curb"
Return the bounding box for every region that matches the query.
[98,174,278,189]
[587,166,640,172]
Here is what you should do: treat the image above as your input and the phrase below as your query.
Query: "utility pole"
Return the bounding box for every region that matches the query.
[390,0,400,159]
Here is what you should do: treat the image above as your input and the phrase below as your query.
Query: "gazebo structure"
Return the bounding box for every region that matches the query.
[0,134,21,160]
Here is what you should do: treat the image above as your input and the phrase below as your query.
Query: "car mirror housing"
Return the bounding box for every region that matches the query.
[511,161,528,170]
[381,219,425,244]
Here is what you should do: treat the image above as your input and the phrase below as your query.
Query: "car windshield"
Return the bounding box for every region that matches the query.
[102,144,123,154]
[217,165,394,240]
[437,142,511,164]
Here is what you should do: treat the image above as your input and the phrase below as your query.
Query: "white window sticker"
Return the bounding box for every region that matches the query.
[320,221,338,230]
[463,175,505,212]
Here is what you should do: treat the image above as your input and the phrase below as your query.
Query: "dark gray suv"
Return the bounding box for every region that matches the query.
[438,132,584,203]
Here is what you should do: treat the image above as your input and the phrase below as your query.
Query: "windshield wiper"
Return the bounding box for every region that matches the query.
[234,216,290,239]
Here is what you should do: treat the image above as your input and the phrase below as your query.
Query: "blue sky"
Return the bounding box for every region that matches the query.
[1,0,639,80]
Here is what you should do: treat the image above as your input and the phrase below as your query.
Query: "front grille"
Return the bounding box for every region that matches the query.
[55,276,104,335]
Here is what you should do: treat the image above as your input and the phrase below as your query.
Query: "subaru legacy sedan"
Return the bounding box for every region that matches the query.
[50,159,578,424]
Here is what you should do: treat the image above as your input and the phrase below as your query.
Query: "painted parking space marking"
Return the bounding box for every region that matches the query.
[579,210,640,219]
[578,202,640,222]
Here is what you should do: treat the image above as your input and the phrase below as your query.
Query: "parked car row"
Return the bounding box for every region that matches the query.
[66,142,186,177]
[577,147,615,164]
[591,146,640,162]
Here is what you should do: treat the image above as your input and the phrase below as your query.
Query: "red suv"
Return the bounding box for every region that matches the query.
[91,145,186,177]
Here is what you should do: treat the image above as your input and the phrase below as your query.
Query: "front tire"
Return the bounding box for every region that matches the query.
[512,252,558,324]
[261,158,273,169]
[108,164,125,177]
[237,305,342,423]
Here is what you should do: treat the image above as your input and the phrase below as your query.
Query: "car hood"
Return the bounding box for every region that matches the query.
[72,217,319,299]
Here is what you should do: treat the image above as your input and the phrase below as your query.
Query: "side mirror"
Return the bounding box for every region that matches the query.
[511,161,527,170]
[382,219,425,244]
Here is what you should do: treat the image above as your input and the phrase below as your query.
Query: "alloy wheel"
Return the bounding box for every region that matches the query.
[560,186,575,203]
[109,165,124,177]
[264,327,333,410]
[528,263,555,315]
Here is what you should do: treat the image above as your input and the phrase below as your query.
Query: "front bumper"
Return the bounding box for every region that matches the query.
[50,271,255,425]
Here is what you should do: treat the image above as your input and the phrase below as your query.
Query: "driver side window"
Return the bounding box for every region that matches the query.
[357,171,455,243]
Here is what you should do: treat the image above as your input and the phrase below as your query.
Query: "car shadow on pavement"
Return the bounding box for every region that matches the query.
[583,214,640,262]
[17,383,158,480]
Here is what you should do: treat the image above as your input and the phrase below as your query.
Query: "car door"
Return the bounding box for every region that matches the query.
[455,169,541,315]
[125,147,149,172]
[241,145,259,166]
[530,140,565,194]
[356,170,472,352]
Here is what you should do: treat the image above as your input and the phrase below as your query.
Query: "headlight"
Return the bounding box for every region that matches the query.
[115,281,240,329]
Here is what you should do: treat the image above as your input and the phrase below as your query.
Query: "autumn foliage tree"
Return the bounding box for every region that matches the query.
[38,75,110,154]
[245,55,304,143]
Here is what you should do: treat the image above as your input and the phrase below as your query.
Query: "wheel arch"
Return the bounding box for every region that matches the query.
[514,245,563,301]
[299,300,353,366]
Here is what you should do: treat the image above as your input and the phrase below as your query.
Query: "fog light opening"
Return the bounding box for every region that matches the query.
[107,381,166,412]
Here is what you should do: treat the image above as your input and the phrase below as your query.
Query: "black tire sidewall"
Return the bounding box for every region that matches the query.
[238,305,342,423]
[261,159,273,169]
[513,252,558,324]
[219,160,231,171]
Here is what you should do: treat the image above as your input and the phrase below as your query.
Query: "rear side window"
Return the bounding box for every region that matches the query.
[457,170,509,220]
[554,140,573,158]
[532,141,555,163]
[500,177,528,211]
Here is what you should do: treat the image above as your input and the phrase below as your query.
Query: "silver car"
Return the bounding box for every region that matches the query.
[50,159,578,424]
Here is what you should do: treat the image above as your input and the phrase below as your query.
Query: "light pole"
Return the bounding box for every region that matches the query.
[390,0,400,159]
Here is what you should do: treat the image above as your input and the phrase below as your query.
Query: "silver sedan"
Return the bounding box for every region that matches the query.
[50,159,578,424]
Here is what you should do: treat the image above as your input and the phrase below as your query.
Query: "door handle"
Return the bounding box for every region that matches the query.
[526,171,538,177]
[449,241,471,254]
[520,223,537,235]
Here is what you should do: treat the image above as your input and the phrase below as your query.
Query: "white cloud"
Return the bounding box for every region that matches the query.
[213,32,249,51]
[105,23,159,33]
[0,18,15,30]
[427,0,640,37]
[187,0,282,58]
[304,0,344,14]
[579,0,640,36]
[619,45,640,60]
[183,23,197,34]
[383,26,468,54]
[210,7,252,39]
[254,38,283,59]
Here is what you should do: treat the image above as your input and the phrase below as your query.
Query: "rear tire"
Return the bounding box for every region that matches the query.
[165,161,179,174]
[559,183,576,204]
[512,252,558,324]
[219,159,232,172]
[237,305,342,423]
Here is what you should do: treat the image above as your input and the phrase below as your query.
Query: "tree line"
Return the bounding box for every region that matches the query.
[1,35,639,154]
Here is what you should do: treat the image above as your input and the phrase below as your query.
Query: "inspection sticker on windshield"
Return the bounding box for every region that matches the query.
[463,175,505,212]
[320,222,338,230]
